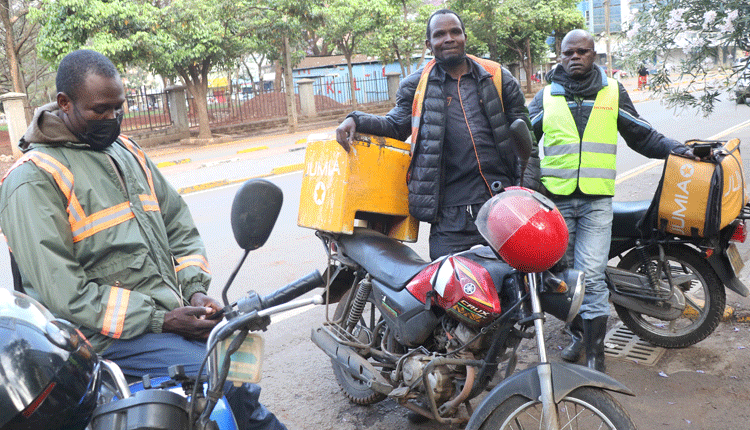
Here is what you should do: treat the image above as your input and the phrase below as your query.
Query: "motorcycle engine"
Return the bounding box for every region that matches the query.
[401,355,454,404]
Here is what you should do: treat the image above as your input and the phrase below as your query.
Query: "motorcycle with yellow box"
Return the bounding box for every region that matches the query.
[298,127,637,429]
[606,138,750,348]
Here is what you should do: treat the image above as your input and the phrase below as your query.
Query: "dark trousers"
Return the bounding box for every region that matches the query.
[428,203,488,260]
[101,333,287,430]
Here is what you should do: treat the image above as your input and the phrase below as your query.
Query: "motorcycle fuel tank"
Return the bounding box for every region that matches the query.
[406,254,503,327]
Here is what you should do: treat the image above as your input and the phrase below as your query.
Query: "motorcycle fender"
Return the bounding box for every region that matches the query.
[707,253,750,297]
[464,362,633,430]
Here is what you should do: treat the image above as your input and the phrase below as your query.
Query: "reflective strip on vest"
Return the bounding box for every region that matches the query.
[540,81,619,196]
[175,254,211,273]
[101,286,131,338]
[411,55,504,153]
[120,137,160,213]
[1,136,161,242]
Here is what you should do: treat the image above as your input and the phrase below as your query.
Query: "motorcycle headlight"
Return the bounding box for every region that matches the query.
[538,269,585,323]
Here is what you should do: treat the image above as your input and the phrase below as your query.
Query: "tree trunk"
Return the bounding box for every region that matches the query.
[346,56,358,109]
[185,81,212,139]
[1,0,31,122]
[274,61,283,92]
[525,38,533,95]
[282,34,297,132]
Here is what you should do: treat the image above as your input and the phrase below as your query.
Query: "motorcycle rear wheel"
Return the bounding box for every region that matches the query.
[478,387,635,430]
[614,246,724,348]
[330,288,387,405]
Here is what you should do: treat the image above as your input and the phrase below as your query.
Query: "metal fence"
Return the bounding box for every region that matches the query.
[186,84,294,129]
[122,88,172,132]
[126,73,392,132]
[310,75,391,111]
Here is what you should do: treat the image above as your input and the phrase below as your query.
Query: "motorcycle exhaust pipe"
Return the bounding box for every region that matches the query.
[311,326,392,395]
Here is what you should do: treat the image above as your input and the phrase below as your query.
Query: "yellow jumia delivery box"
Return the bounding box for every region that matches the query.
[297,134,419,242]
[656,138,746,237]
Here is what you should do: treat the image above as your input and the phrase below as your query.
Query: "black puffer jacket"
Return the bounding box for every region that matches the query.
[349,58,540,223]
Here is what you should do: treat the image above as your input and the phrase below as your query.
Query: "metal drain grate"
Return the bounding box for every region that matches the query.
[604,322,665,366]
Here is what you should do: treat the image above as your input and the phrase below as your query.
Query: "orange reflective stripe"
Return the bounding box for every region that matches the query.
[6,151,137,242]
[139,194,160,212]
[175,254,210,273]
[120,136,158,207]
[411,59,437,151]
[101,286,130,338]
[72,202,135,243]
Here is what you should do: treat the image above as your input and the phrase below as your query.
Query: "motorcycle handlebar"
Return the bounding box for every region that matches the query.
[261,270,324,310]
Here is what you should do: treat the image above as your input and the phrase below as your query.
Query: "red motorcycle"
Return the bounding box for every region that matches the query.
[310,121,637,429]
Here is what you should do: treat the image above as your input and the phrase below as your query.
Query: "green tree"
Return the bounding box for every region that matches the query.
[622,0,749,113]
[451,0,583,93]
[317,0,388,108]
[32,0,259,139]
[1,0,53,119]
[363,0,436,77]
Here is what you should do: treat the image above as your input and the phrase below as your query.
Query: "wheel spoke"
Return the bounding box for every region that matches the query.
[683,293,706,315]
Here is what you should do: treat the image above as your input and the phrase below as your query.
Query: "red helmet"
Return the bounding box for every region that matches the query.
[476,187,568,272]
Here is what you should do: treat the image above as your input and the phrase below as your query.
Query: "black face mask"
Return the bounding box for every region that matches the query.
[73,106,123,150]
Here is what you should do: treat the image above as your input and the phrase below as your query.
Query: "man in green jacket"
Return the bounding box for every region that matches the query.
[0,49,285,430]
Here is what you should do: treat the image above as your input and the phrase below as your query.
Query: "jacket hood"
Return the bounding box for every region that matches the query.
[19,102,80,152]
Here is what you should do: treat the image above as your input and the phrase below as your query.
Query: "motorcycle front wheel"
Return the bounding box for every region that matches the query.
[614,246,724,348]
[478,387,636,430]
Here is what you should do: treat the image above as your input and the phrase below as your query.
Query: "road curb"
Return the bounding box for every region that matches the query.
[727,308,750,324]
[176,162,305,195]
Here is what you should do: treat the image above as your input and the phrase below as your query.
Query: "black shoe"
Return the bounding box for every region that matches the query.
[560,314,584,363]
[583,316,608,373]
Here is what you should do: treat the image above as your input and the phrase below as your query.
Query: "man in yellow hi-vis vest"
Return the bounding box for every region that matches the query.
[335,9,540,260]
[0,50,285,430]
[528,30,692,373]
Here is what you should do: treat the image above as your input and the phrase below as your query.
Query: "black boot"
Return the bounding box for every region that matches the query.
[583,316,608,373]
[560,314,584,363]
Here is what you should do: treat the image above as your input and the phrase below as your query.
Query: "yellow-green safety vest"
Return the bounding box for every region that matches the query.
[540,80,619,195]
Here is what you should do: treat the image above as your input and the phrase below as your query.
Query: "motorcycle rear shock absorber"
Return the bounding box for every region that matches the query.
[346,274,372,332]
[635,241,670,299]
[636,242,660,289]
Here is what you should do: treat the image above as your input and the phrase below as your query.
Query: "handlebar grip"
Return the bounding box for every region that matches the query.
[261,270,324,310]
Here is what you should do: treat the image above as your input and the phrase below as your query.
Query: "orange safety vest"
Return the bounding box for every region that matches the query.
[410,54,505,150]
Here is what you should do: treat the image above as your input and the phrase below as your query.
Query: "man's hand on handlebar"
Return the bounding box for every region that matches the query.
[335,117,356,152]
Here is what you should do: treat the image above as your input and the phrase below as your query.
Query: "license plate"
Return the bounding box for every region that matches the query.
[726,243,745,275]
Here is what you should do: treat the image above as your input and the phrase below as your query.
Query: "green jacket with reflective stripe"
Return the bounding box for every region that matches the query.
[540,80,619,195]
[0,135,210,352]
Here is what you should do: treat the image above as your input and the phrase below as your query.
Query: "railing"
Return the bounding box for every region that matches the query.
[122,88,172,132]
[187,85,291,129]
[310,75,390,111]
[127,73,392,132]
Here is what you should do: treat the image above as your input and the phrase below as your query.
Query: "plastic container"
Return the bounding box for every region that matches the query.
[298,134,418,242]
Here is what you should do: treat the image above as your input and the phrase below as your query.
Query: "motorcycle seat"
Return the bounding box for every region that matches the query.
[612,200,651,237]
[337,227,430,290]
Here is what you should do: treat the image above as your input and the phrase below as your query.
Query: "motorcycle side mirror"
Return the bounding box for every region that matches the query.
[509,118,532,163]
[509,119,533,187]
[230,179,283,251]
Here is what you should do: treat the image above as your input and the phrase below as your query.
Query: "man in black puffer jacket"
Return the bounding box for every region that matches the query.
[336,9,540,260]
